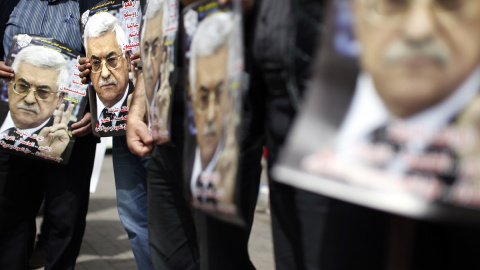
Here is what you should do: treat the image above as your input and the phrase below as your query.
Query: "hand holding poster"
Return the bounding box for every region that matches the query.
[80,0,143,137]
[273,0,480,223]
[183,0,245,225]
[0,35,89,164]
[140,0,179,144]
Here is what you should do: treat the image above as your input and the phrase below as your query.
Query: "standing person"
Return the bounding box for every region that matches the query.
[0,0,100,269]
[81,11,154,270]
[250,0,331,269]
[317,0,480,269]
[127,1,201,269]
[178,0,264,268]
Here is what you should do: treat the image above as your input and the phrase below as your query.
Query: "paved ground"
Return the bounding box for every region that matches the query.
[36,153,274,270]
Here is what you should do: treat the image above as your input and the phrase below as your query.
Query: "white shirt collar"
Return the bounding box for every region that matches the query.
[0,111,51,137]
[337,66,480,160]
[190,139,225,198]
[96,83,130,120]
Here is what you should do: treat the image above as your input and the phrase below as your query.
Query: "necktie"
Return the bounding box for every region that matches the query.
[370,124,457,185]
[3,128,22,142]
[195,172,217,204]
[101,107,115,128]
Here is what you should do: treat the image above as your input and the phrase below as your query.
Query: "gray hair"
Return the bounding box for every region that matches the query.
[189,12,233,95]
[84,11,126,55]
[12,45,69,96]
[141,0,167,42]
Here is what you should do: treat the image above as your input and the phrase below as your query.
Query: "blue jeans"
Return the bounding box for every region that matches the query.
[112,136,153,270]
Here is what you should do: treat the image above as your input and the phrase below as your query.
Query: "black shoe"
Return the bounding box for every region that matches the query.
[29,241,47,269]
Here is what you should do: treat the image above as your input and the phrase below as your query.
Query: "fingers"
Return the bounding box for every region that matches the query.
[71,112,92,136]
[131,51,141,71]
[38,126,51,138]
[61,104,74,125]
[48,123,68,133]
[130,50,141,60]
[71,123,91,136]
[71,112,91,129]
[54,104,65,125]
[78,57,91,84]
[0,61,14,79]
[126,120,154,156]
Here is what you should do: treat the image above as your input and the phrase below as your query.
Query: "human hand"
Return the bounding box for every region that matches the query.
[71,112,92,137]
[130,50,141,71]
[78,57,91,84]
[0,61,14,79]
[126,115,154,157]
[37,104,73,157]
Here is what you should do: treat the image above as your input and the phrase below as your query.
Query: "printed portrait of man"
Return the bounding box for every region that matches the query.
[188,12,237,208]
[140,0,171,142]
[0,45,73,159]
[84,11,132,135]
[305,0,480,196]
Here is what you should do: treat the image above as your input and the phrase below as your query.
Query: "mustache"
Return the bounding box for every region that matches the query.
[202,123,217,137]
[17,102,39,114]
[99,77,117,87]
[384,38,450,65]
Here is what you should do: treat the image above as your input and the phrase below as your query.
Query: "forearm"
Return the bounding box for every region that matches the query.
[129,72,147,122]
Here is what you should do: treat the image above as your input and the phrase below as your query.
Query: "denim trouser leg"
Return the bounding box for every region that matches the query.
[112,135,153,270]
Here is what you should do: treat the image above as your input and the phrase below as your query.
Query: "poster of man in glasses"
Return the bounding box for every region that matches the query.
[0,35,89,164]
[141,0,178,145]
[273,0,480,222]
[183,0,245,224]
[80,0,143,137]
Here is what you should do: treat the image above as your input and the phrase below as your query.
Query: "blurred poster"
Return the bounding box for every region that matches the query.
[80,0,143,137]
[0,35,88,164]
[140,0,179,144]
[183,0,245,225]
[273,0,480,223]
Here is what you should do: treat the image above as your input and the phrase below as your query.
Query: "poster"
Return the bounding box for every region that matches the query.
[80,0,143,137]
[140,0,179,144]
[0,35,88,164]
[273,0,480,223]
[183,0,245,225]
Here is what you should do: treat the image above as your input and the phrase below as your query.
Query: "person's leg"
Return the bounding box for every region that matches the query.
[147,143,200,270]
[0,153,45,270]
[112,135,153,270]
[29,218,48,269]
[42,136,96,270]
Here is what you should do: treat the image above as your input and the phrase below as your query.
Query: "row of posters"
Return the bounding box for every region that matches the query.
[0,0,247,224]
[12,0,479,226]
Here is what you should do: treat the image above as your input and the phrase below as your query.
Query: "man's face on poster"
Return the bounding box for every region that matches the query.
[193,45,228,168]
[87,32,129,107]
[8,62,63,129]
[352,0,480,117]
[142,12,164,102]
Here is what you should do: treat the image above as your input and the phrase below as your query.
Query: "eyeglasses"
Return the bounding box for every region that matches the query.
[90,55,122,73]
[194,90,221,114]
[11,81,57,100]
[143,40,162,61]
[362,0,479,23]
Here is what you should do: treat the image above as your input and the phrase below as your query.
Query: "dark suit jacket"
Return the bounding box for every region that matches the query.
[91,80,133,137]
